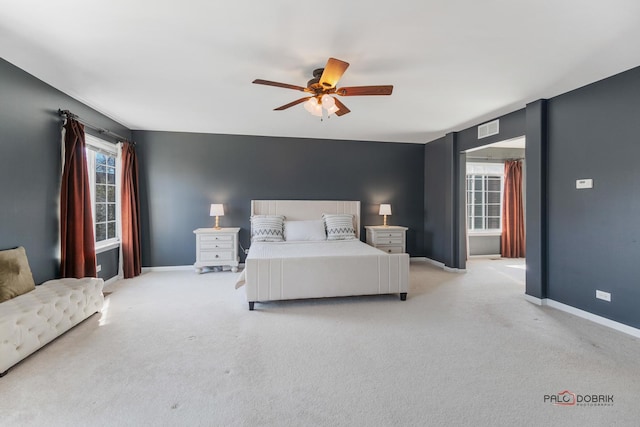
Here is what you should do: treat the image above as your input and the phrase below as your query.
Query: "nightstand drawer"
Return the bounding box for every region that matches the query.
[200,251,233,262]
[376,231,404,239]
[378,245,403,254]
[200,234,233,242]
[200,241,233,250]
[376,237,403,245]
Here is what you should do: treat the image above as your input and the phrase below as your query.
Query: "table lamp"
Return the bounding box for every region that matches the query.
[379,204,392,226]
[210,204,224,230]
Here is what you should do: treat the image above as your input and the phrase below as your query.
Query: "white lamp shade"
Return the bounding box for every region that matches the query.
[304,98,315,112]
[210,204,225,216]
[321,94,336,109]
[326,104,340,115]
[379,204,392,216]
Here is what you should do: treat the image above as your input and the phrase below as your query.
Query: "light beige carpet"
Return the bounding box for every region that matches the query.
[1,259,639,426]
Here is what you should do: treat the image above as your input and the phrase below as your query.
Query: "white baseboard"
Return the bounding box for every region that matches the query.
[141,265,193,273]
[523,294,543,305]
[419,257,466,273]
[524,295,640,339]
[423,257,445,268]
[141,265,245,273]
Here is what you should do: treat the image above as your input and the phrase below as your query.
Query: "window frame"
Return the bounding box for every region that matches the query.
[466,162,504,235]
[85,134,121,253]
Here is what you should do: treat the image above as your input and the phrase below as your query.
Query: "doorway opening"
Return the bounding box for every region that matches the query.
[463,136,526,281]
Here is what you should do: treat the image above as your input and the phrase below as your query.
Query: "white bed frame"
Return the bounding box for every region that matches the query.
[244,200,410,310]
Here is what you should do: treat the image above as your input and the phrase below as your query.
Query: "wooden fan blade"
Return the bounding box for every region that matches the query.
[252,79,307,92]
[336,85,394,96]
[274,97,311,111]
[319,58,350,89]
[333,97,350,116]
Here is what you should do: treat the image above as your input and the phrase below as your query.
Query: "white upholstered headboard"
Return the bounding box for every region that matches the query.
[251,200,361,238]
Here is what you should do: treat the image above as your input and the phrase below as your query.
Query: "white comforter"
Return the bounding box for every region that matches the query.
[247,239,384,258]
[236,240,383,288]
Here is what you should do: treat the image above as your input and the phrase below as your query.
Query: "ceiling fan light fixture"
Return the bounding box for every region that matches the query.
[326,104,340,115]
[304,97,318,113]
[304,99,313,113]
[311,104,323,117]
[321,94,335,109]
[304,97,324,117]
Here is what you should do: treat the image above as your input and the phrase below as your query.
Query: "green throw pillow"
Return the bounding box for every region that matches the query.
[0,246,36,303]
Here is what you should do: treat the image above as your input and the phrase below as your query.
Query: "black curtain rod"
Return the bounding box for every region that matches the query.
[58,109,133,144]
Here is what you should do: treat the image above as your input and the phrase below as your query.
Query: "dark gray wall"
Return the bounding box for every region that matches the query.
[0,59,130,283]
[546,66,640,328]
[424,136,454,263]
[457,110,526,153]
[525,100,548,299]
[133,131,425,267]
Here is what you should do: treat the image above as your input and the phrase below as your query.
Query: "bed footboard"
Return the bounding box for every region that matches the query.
[245,253,409,306]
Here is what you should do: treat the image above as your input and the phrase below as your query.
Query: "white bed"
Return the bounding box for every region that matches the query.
[236,200,410,310]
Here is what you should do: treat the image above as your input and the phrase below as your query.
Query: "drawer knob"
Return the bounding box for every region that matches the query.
[388,249,392,253]
[215,254,219,258]
[388,240,392,243]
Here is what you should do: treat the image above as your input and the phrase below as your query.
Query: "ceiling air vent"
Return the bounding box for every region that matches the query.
[478,119,499,139]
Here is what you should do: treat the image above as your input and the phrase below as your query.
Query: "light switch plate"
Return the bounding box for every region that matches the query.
[576,179,593,189]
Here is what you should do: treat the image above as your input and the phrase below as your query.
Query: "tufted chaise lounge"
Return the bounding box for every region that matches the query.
[0,277,104,376]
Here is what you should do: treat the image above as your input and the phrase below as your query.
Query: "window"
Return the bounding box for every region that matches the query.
[85,135,120,251]
[466,163,504,233]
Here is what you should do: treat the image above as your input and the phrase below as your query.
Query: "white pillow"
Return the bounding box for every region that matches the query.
[322,214,356,240]
[250,215,285,242]
[284,220,327,241]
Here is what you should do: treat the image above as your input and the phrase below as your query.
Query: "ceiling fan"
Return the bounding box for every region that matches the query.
[252,58,393,117]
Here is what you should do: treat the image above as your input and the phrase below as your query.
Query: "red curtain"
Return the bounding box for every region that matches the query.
[60,119,97,278]
[121,141,142,278]
[501,160,525,258]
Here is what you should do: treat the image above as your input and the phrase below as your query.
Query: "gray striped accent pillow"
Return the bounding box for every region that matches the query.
[322,214,356,240]
[250,215,285,242]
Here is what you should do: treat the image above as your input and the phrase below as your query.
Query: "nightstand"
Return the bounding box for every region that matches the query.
[193,227,240,273]
[365,225,408,254]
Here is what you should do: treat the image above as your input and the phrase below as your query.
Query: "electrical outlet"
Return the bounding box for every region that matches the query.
[595,290,611,302]
[96,264,102,272]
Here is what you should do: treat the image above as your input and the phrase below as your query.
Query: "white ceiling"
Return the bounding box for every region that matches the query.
[1,0,640,144]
